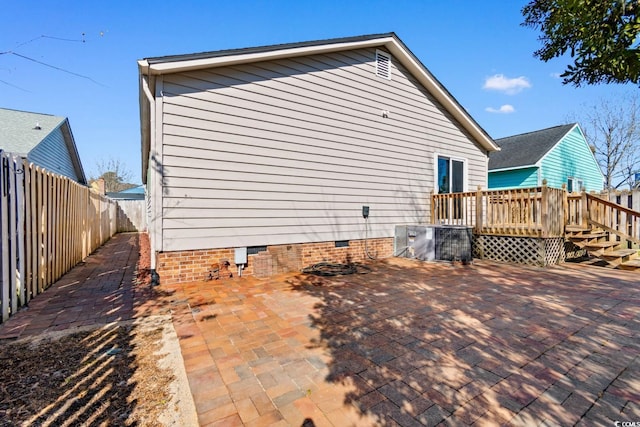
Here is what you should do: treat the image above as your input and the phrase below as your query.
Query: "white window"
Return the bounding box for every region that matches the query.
[567,177,584,193]
[437,155,465,194]
[376,50,391,80]
[435,155,467,221]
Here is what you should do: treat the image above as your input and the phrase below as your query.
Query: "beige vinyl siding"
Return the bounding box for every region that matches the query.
[158,47,487,251]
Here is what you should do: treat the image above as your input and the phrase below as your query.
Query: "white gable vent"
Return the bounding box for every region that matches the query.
[376,50,391,80]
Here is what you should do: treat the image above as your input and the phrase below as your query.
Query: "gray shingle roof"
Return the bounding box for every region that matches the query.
[489,124,576,170]
[0,108,66,156]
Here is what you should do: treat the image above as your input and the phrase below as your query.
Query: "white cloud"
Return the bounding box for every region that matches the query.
[483,74,531,95]
[550,72,562,79]
[485,104,515,114]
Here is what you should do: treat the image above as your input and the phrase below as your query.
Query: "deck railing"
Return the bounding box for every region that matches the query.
[433,184,640,244]
[432,184,569,238]
[568,192,640,245]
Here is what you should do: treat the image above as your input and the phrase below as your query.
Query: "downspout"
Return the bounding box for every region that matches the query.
[141,74,159,282]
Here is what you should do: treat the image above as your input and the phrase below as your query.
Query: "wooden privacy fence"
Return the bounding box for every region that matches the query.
[0,152,117,323]
[114,199,147,232]
[431,184,566,238]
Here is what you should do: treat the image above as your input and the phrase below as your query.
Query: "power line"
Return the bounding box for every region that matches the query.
[10,52,106,87]
[13,34,85,50]
[0,78,30,92]
[0,33,104,88]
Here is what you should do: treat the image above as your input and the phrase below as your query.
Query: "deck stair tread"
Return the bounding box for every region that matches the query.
[620,259,640,270]
[584,241,620,249]
[566,225,590,232]
[601,249,638,258]
[569,233,607,240]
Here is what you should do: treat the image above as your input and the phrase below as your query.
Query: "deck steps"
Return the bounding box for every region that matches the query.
[620,259,640,270]
[566,226,639,271]
[568,233,607,240]
[565,225,590,233]
[601,249,638,259]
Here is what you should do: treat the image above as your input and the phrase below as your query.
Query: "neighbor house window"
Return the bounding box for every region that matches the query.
[567,177,584,193]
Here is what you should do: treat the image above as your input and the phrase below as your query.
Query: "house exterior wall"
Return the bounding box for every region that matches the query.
[539,126,603,192]
[28,125,80,182]
[152,47,489,255]
[488,167,538,190]
[157,237,393,285]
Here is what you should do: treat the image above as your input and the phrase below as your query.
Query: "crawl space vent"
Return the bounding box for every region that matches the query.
[376,50,391,80]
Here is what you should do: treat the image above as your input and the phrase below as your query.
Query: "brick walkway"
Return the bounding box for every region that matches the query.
[1,235,639,426]
[0,233,155,339]
[164,258,640,426]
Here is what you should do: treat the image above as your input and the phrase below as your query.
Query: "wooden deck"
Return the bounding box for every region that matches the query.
[432,183,640,270]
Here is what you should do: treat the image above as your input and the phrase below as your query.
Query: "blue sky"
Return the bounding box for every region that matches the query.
[1,0,633,183]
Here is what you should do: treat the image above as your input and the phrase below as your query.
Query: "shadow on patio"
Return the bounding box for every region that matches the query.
[285,258,640,425]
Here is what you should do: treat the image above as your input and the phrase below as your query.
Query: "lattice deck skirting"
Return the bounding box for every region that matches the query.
[473,234,565,267]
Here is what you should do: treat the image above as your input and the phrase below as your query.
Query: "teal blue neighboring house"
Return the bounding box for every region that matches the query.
[488,123,604,192]
[107,185,145,200]
[0,108,87,184]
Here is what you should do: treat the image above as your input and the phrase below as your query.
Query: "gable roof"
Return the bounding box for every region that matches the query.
[138,33,499,182]
[489,124,577,171]
[0,108,87,184]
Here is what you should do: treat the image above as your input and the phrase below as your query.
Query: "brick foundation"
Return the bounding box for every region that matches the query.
[156,237,394,285]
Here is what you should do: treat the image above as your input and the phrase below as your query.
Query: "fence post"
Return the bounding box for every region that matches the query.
[0,153,8,322]
[561,183,568,233]
[8,157,19,314]
[541,180,549,238]
[475,186,483,233]
[581,189,588,229]
[430,190,435,224]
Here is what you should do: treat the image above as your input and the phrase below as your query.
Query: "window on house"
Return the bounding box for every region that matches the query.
[437,156,464,194]
[437,156,465,220]
[567,177,584,193]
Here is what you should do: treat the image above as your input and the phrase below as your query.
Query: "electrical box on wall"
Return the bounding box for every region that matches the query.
[235,247,248,264]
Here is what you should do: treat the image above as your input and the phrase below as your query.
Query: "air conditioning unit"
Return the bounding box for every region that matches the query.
[394,225,472,262]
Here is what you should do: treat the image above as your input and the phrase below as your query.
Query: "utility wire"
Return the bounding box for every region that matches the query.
[10,52,106,87]
[0,78,29,92]
[13,34,85,50]
[0,33,104,88]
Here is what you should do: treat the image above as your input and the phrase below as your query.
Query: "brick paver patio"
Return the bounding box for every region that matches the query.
[1,233,638,426]
[0,233,153,340]
[164,257,640,426]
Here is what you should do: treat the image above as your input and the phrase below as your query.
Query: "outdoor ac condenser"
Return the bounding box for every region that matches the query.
[394,225,472,262]
[394,225,435,261]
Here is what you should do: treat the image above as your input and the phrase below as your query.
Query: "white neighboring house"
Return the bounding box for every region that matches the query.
[138,33,499,284]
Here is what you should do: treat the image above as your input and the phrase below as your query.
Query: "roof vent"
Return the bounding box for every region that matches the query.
[34,122,41,130]
[376,50,391,80]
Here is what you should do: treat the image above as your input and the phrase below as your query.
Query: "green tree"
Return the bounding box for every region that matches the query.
[522,0,640,86]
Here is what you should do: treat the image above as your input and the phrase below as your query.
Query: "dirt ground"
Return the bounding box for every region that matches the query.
[0,235,196,427]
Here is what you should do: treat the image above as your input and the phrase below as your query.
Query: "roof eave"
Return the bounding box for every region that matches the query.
[59,119,87,185]
[489,164,539,173]
[139,74,151,184]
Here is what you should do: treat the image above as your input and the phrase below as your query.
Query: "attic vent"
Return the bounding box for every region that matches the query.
[376,50,391,80]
